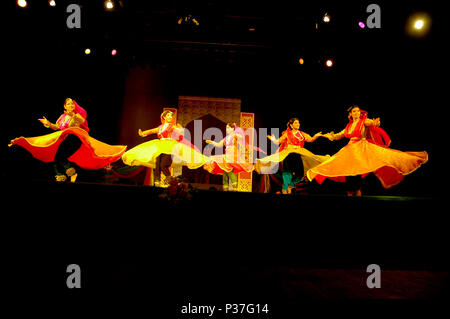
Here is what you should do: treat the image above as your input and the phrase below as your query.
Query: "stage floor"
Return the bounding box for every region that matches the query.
[4,180,445,268]
[3,180,448,314]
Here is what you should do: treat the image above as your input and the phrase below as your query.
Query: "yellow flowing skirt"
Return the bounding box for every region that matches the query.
[255,145,330,175]
[122,139,209,169]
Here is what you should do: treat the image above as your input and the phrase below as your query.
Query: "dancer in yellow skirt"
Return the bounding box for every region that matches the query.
[307,105,428,196]
[122,110,209,187]
[255,118,330,194]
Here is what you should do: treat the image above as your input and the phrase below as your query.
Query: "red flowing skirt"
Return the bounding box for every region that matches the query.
[203,157,254,175]
[10,128,127,169]
[203,146,254,175]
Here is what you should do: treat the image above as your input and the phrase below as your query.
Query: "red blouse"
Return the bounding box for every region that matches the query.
[278,129,305,152]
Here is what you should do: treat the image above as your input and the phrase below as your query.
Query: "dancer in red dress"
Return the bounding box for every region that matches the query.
[9,98,127,182]
[307,105,429,195]
[204,123,254,191]
[256,118,329,194]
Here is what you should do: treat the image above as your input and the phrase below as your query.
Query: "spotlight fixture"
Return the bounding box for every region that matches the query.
[49,0,56,7]
[325,59,334,68]
[414,19,424,30]
[298,58,305,65]
[405,12,431,38]
[323,13,330,23]
[84,48,91,55]
[105,0,114,10]
[358,21,365,29]
[111,49,117,56]
[17,0,27,8]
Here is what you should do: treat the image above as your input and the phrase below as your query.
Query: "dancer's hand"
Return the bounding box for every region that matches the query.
[69,114,85,127]
[314,131,323,138]
[138,129,146,137]
[173,126,184,136]
[373,118,380,127]
[206,140,220,147]
[38,116,50,127]
[323,132,334,141]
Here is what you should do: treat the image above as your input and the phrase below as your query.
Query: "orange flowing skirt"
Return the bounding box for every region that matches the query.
[10,128,127,169]
[306,139,428,189]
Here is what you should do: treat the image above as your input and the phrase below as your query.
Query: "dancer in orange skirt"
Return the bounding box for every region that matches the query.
[9,98,127,182]
[204,123,254,191]
[307,105,428,196]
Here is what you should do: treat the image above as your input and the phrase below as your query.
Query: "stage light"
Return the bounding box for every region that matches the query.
[323,13,330,23]
[358,21,365,29]
[17,0,27,8]
[84,48,91,55]
[325,59,334,68]
[105,0,114,10]
[414,19,424,30]
[298,58,304,65]
[111,49,117,56]
[49,0,56,7]
[406,12,431,38]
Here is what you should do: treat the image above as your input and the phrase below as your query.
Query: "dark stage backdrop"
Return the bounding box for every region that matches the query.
[119,65,170,149]
[4,1,443,197]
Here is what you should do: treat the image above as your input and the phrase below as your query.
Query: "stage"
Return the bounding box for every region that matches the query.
[4,1,446,315]
[5,179,445,265]
[3,180,448,316]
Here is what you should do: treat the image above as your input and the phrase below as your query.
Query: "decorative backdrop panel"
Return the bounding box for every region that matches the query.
[177,96,241,126]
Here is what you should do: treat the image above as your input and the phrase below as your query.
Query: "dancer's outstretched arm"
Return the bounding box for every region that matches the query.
[303,131,324,143]
[205,138,224,148]
[138,127,159,137]
[38,116,59,131]
[324,129,345,141]
[365,117,380,127]
[267,133,287,145]
[324,118,380,141]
